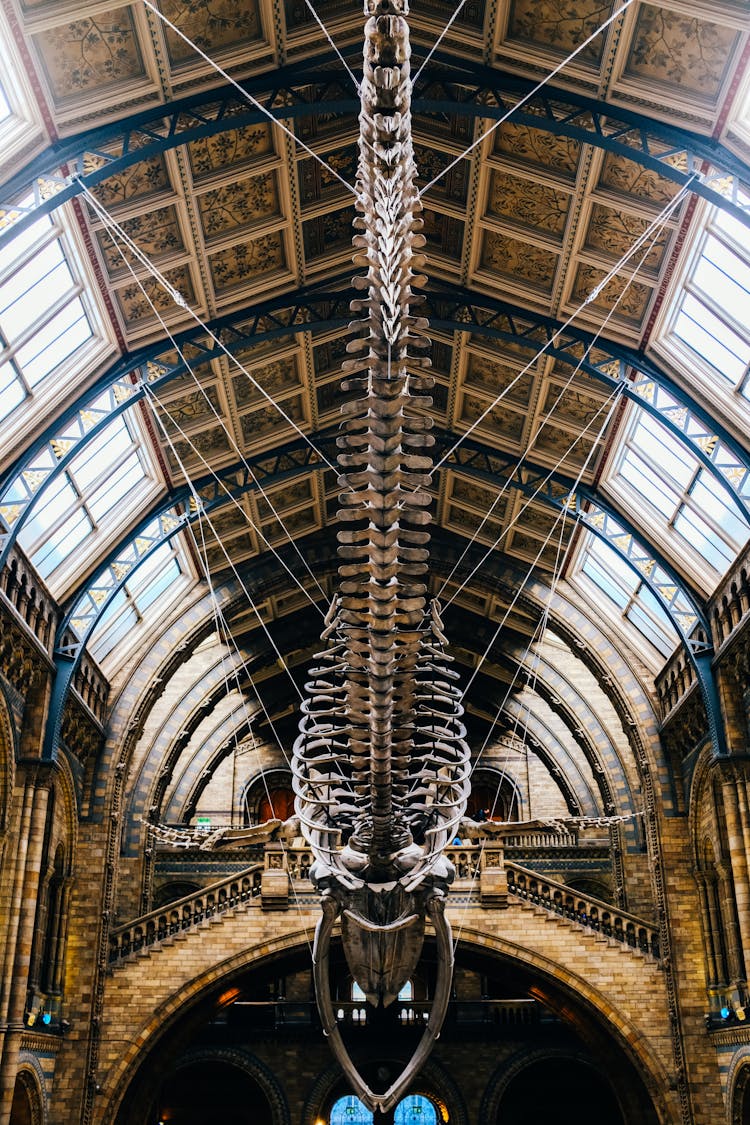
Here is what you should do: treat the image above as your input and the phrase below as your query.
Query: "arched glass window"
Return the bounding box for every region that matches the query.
[395,1095,438,1124]
[329,1094,374,1124]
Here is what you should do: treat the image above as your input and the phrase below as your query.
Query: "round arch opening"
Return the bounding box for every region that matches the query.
[493,1055,624,1124]
[153,1058,274,1125]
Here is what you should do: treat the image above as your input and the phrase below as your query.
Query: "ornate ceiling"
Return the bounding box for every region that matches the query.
[1,0,749,828]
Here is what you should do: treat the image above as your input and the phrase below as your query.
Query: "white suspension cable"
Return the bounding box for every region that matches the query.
[419,0,637,197]
[412,0,468,83]
[431,177,694,478]
[80,183,339,477]
[141,0,357,198]
[303,0,361,92]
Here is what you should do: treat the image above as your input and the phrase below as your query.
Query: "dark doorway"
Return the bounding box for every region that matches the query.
[154,1059,273,1124]
[496,1057,624,1124]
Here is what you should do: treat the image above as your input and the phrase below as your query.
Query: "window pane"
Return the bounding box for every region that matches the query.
[0,363,26,421]
[15,298,91,386]
[0,245,68,338]
[88,453,145,521]
[33,507,93,578]
[675,294,749,381]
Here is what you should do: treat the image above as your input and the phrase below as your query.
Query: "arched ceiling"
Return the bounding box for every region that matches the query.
[1,0,749,826]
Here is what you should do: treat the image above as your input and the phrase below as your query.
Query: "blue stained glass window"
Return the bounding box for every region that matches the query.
[329,1095,374,1124]
[395,1096,438,1124]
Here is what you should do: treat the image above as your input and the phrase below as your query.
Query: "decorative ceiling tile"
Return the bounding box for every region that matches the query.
[532,421,597,467]
[188,122,274,182]
[202,507,249,538]
[156,384,222,432]
[256,478,313,521]
[463,353,534,407]
[208,232,286,293]
[492,122,580,179]
[302,206,356,263]
[625,5,740,98]
[486,171,570,239]
[583,202,669,272]
[570,264,652,325]
[232,355,302,410]
[457,392,525,443]
[298,146,358,206]
[261,504,318,543]
[240,394,306,445]
[540,383,608,428]
[413,145,470,206]
[507,0,613,63]
[166,425,232,472]
[159,0,263,66]
[33,8,145,102]
[597,147,686,204]
[313,336,349,379]
[507,531,566,569]
[449,475,508,520]
[87,155,171,211]
[96,205,185,277]
[116,264,194,324]
[445,503,504,543]
[197,172,282,241]
[480,232,558,293]
[422,209,465,264]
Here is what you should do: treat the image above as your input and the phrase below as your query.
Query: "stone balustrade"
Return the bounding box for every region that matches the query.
[506,861,660,960]
[0,544,56,653]
[108,864,263,965]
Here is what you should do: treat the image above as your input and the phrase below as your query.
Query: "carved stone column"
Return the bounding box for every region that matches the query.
[694,870,719,989]
[0,769,51,1125]
[721,767,750,978]
[716,862,744,985]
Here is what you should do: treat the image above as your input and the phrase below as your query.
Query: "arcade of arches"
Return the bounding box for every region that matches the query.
[1,1,750,1123]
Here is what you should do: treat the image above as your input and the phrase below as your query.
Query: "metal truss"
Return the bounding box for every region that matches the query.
[45,428,727,760]
[4,280,749,583]
[2,51,749,255]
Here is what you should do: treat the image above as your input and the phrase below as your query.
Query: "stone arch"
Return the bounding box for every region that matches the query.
[155,1045,290,1125]
[727,1047,750,1124]
[479,1045,631,1123]
[301,1055,468,1125]
[0,677,16,840]
[242,766,294,825]
[99,924,672,1125]
[10,1061,45,1125]
[467,766,520,822]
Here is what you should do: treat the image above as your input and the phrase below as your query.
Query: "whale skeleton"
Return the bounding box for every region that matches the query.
[291,0,471,1112]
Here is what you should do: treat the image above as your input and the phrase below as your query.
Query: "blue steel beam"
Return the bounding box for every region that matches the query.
[44,430,726,760]
[1,53,749,254]
[3,280,749,580]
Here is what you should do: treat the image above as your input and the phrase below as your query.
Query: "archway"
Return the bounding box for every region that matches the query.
[153,1058,274,1124]
[242,769,294,825]
[493,1056,624,1124]
[9,1071,42,1125]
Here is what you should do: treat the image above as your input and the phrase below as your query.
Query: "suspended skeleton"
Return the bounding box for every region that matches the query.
[291,0,471,1111]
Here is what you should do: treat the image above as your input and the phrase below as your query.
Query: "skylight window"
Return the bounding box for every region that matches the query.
[609,412,748,580]
[0,203,97,427]
[15,416,150,583]
[0,82,10,122]
[578,536,678,658]
[90,541,184,664]
[659,190,750,401]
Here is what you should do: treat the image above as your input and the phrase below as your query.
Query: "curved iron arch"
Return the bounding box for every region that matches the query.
[1,48,748,255]
[3,279,748,588]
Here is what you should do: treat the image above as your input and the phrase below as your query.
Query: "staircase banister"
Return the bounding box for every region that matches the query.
[505,859,659,937]
[110,862,264,939]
